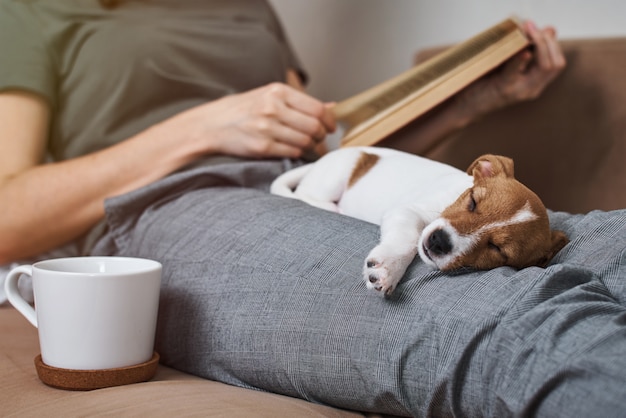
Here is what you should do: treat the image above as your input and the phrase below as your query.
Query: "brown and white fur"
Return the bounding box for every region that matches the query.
[271,147,568,295]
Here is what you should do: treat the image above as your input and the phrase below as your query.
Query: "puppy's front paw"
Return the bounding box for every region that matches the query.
[363,246,408,296]
[364,259,399,296]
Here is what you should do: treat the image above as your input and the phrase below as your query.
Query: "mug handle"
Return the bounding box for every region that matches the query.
[4,265,37,327]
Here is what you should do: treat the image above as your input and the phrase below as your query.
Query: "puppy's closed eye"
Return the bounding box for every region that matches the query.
[468,191,477,212]
[487,240,510,263]
[467,187,487,213]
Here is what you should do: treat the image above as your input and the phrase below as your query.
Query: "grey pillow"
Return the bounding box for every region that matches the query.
[96,161,626,417]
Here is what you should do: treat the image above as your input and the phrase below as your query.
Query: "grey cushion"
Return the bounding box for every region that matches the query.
[94,161,626,417]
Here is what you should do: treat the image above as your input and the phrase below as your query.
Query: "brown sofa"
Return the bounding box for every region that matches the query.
[1,38,624,416]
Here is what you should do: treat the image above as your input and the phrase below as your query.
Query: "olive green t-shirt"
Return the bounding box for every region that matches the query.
[0,0,304,161]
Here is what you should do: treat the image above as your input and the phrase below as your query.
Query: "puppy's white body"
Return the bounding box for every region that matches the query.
[278,147,471,224]
[271,146,567,296]
[272,147,472,294]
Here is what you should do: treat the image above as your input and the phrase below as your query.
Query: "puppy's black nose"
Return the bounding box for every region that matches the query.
[427,229,452,256]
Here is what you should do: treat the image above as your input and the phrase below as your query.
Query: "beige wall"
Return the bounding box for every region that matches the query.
[270,0,626,102]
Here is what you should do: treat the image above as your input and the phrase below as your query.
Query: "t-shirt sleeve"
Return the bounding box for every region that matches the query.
[0,2,56,105]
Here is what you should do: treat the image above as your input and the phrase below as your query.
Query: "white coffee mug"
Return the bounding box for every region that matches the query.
[4,256,161,370]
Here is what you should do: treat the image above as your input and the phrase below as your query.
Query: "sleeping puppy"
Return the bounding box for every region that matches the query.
[271,147,568,295]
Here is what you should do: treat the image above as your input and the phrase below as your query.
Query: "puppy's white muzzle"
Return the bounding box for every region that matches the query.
[418,218,475,270]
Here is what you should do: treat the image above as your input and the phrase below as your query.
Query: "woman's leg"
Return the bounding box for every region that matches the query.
[93,162,626,416]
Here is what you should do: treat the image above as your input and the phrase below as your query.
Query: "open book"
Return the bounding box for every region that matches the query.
[335,18,530,148]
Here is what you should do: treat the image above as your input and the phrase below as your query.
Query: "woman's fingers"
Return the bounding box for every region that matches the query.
[542,28,567,71]
[281,84,336,134]
[488,21,567,102]
[252,115,318,149]
[524,21,566,73]
[257,83,336,147]
[501,49,533,78]
[199,82,336,159]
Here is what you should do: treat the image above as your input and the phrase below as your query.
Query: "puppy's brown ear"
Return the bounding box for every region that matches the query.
[467,154,515,180]
[536,230,569,267]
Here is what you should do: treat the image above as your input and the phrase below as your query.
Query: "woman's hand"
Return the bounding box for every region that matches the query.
[174,82,336,160]
[382,20,566,156]
[454,20,567,120]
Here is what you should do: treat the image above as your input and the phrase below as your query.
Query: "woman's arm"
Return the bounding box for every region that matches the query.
[0,84,335,263]
[383,20,566,155]
[0,90,198,263]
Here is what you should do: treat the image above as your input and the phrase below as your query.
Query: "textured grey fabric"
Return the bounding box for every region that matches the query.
[94,161,626,417]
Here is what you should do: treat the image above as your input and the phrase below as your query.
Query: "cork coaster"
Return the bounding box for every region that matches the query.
[34,352,159,391]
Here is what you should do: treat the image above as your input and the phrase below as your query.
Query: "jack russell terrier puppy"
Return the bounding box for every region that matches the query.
[271,147,568,295]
